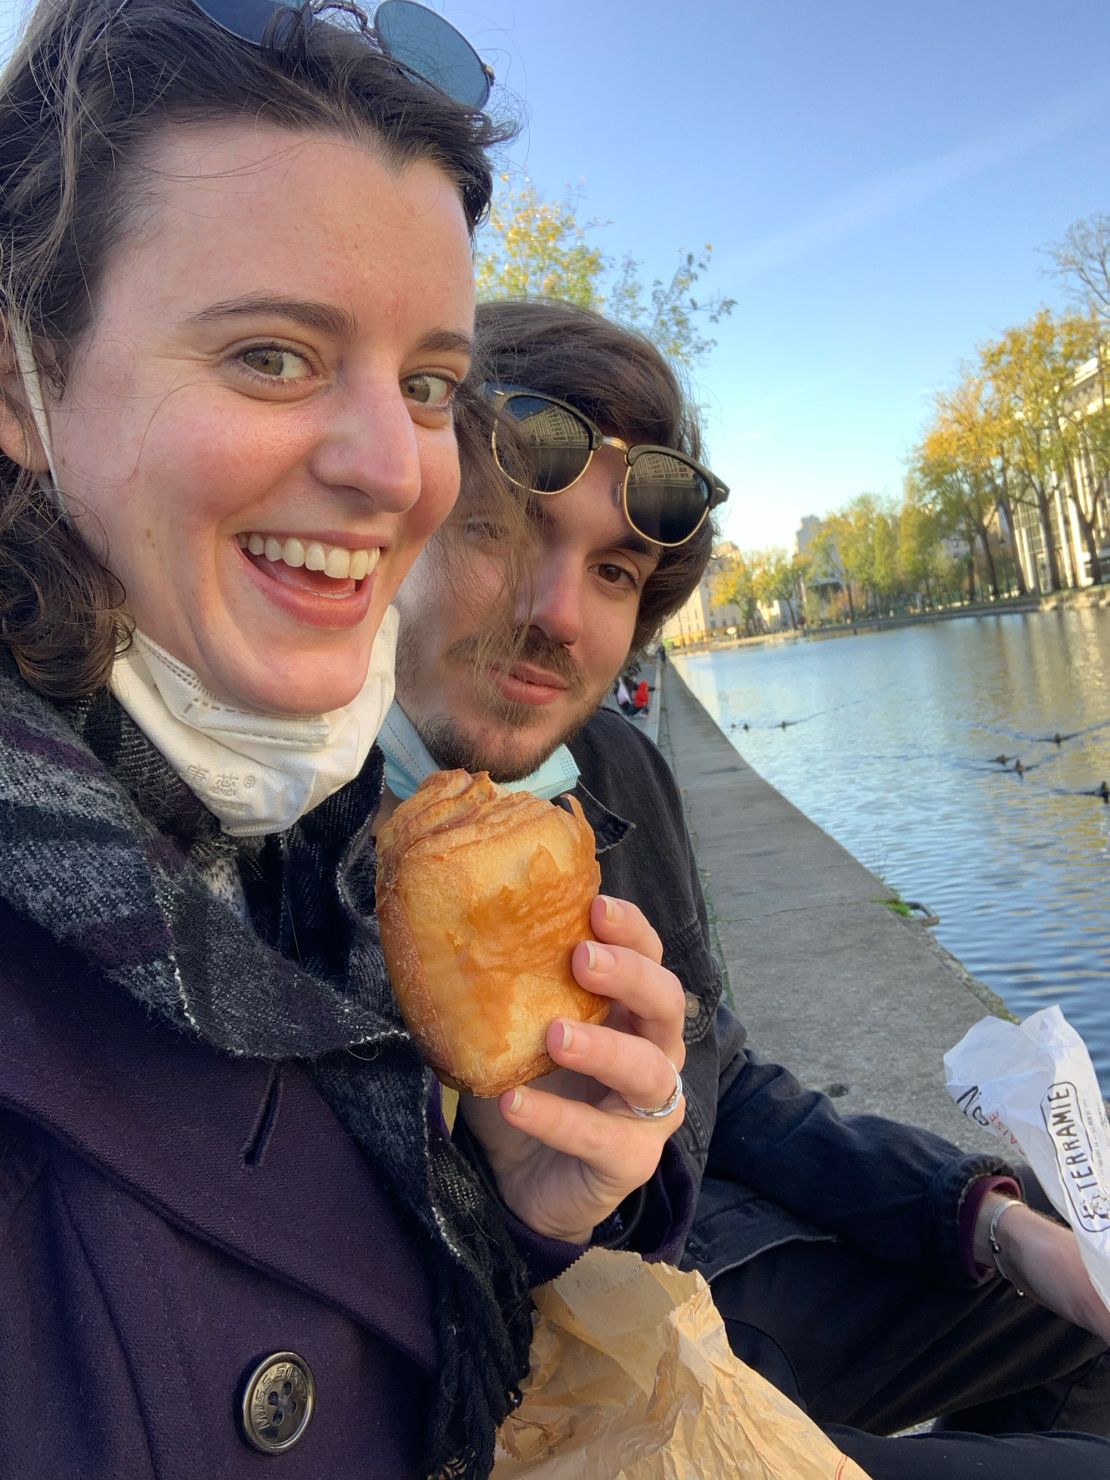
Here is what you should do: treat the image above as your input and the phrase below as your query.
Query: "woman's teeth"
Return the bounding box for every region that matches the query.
[237,532,380,582]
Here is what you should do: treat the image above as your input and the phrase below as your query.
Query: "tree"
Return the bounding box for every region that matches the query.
[475,177,735,367]
[711,550,761,636]
[752,547,808,629]
[1045,219,1110,575]
[870,505,900,607]
[823,496,887,615]
[474,180,605,307]
[607,247,736,367]
[1048,214,1110,324]
[981,311,1103,588]
[809,522,854,622]
[1076,332,1110,545]
[897,477,947,608]
[914,373,1008,600]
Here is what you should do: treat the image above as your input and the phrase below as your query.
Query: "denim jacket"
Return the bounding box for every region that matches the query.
[570,708,1018,1287]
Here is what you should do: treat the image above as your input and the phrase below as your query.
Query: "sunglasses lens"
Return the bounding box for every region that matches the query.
[375,0,491,107]
[499,394,594,493]
[189,0,297,44]
[626,451,711,545]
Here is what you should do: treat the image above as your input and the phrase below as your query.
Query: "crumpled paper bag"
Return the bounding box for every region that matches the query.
[945,1004,1110,1309]
[492,1249,870,1479]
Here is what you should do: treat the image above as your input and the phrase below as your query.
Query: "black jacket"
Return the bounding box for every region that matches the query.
[569,708,1018,1286]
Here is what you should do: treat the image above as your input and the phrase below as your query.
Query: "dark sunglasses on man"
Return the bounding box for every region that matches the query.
[189,0,493,108]
[487,386,730,549]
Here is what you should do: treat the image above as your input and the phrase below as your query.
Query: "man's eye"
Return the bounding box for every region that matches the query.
[463,516,510,543]
[240,346,311,380]
[403,372,458,409]
[597,563,639,589]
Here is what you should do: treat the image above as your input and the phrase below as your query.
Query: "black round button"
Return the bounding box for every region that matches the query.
[241,1352,315,1454]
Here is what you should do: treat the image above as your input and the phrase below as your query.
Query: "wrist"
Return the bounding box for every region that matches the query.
[973,1191,1024,1275]
[960,1174,1023,1281]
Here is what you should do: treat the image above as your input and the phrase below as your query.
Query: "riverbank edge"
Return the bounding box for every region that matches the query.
[658,661,1008,1151]
[671,584,1110,656]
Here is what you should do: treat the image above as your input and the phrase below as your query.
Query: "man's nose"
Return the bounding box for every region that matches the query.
[309,381,422,512]
[514,560,584,648]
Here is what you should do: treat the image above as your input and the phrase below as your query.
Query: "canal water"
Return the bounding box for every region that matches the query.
[673,609,1110,1082]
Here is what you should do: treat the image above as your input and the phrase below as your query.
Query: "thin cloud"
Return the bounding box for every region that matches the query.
[727,86,1109,281]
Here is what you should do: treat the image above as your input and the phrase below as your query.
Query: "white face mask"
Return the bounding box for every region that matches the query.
[110,611,399,836]
[10,324,397,835]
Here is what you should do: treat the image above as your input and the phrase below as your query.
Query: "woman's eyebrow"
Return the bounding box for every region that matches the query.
[185,294,360,338]
[415,327,474,359]
[184,296,473,360]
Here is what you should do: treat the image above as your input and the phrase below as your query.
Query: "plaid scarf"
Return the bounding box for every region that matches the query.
[0,657,531,1479]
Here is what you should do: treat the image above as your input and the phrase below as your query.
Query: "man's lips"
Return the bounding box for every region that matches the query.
[490,662,572,707]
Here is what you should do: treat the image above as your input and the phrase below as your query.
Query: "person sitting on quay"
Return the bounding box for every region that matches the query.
[0,10,697,1475]
[378,295,1110,1480]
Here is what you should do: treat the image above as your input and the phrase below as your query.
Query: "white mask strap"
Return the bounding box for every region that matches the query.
[9,323,66,515]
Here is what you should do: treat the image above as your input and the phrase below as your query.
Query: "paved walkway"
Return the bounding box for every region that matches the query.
[658,662,1009,1150]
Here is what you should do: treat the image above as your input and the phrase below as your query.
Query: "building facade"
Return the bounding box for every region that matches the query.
[1005,354,1110,592]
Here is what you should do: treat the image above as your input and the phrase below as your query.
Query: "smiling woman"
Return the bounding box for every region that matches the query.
[0,1,553,1476]
[49,126,474,720]
[0,7,711,1476]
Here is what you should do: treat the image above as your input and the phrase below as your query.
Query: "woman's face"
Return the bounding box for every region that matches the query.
[41,122,475,713]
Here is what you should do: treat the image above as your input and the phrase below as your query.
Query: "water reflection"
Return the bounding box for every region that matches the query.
[674,610,1110,1080]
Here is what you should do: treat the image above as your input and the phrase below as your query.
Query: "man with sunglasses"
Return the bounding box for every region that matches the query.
[381,298,1110,1478]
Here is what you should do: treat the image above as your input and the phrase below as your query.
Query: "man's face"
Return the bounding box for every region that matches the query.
[393,445,661,779]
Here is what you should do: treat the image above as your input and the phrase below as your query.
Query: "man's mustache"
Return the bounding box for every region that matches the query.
[446,628,588,698]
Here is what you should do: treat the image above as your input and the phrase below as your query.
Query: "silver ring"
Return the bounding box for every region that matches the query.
[628,1066,683,1120]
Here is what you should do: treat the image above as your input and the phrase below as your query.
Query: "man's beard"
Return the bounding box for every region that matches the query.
[396,624,601,783]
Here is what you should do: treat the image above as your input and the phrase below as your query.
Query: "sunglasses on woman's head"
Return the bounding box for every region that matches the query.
[487,387,730,549]
[189,0,494,108]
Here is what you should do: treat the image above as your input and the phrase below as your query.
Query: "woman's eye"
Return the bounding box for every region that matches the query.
[403,372,458,409]
[240,346,311,380]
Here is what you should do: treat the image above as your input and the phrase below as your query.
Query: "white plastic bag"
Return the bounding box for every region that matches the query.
[944,1005,1110,1309]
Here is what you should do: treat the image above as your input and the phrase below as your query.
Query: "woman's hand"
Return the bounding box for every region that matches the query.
[976,1194,1110,1342]
[457,894,687,1243]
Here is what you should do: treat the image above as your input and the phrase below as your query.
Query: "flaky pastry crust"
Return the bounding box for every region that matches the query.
[377,769,606,1096]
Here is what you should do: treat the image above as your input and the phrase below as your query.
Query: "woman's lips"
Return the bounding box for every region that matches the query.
[238,544,376,630]
[247,551,357,599]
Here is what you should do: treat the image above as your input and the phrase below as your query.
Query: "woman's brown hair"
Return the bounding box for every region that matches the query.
[470,297,716,653]
[0,0,513,699]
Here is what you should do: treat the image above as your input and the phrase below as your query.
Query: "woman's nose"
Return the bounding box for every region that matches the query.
[309,382,422,512]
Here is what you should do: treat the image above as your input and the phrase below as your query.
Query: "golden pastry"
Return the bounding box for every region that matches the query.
[377,769,607,1096]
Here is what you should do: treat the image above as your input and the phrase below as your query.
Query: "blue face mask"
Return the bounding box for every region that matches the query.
[378,702,580,803]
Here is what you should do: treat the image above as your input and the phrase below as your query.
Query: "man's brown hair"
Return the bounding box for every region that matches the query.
[471,297,716,653]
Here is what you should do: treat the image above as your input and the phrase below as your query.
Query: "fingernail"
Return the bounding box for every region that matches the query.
[507,1088,523,1113]
[585,941,616,973]
[559,1019,573,1051]
[600,894,622,923]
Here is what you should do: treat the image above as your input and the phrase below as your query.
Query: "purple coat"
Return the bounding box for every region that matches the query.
[0,898,693,1478]
[0,902,445,1477]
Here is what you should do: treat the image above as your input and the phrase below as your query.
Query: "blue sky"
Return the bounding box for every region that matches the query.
[2,0,1107,550]
[461,0,1110,549]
